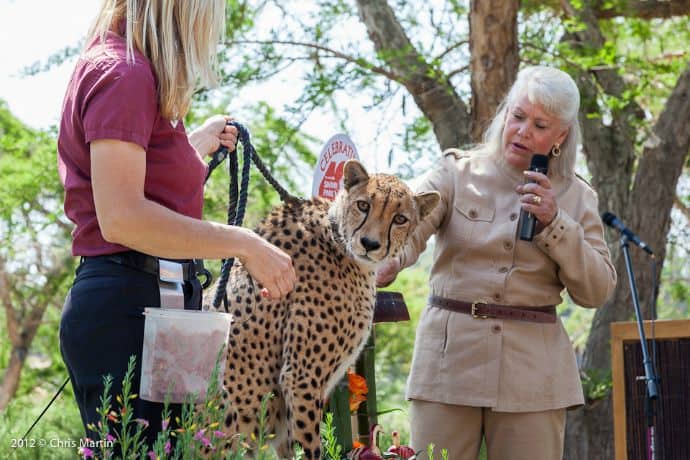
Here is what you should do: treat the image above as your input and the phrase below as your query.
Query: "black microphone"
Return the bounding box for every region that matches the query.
[602,212,654,255]
[518,154,549,241]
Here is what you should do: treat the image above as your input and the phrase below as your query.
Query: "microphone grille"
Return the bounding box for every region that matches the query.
[530,154,549,169]
[601,212,615,226]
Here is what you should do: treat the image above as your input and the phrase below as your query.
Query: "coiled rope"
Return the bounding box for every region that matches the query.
[207,121,300,309]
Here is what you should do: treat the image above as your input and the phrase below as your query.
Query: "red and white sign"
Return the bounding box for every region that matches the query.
[312,134,359,201]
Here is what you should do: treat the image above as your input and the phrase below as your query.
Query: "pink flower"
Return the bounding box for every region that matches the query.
[135,418,150,429]
[213,430,225,438]
[79,447,94,458]
[194,429,212,448]
[147,451,156,460]
[106,433,115,443]
[194,429,206,441]
[164,441,171,454]
[161,418,170,431]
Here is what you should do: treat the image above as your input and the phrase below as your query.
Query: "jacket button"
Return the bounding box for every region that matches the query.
[498,266,509,273]
[503,241,513,251]
[510,213,518,221]
[492,325,502,334]
[469,209,478,218]
[493,293,502,301]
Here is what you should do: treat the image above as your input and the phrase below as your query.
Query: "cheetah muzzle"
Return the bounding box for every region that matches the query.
[206,160,440,459]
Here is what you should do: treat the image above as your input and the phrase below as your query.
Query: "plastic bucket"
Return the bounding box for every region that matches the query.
[140,308,232,403]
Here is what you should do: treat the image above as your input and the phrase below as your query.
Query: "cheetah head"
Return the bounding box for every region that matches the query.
[328,160,440,266]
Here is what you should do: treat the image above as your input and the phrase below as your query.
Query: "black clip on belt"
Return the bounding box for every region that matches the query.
[85,252,213,289]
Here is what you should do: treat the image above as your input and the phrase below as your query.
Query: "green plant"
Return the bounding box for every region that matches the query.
[581,368,613,402]
[319,412,342,460]
[82,350,283,459]
[84,356,148,459]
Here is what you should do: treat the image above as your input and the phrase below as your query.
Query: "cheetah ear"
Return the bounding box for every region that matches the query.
[343,160,369,191]
[415,191,441,221]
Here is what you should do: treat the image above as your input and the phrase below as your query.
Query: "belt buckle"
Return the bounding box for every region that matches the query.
[471,301,489,319]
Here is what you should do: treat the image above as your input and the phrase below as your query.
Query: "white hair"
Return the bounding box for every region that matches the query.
[476,65,582,177]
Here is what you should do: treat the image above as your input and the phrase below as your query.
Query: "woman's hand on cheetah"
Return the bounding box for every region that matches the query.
[243,231,296,299]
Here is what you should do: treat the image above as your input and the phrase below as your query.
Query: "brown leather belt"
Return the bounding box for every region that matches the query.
[429,295,557,323]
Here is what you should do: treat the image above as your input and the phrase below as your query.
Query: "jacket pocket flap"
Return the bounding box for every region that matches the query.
[454,201,495,222]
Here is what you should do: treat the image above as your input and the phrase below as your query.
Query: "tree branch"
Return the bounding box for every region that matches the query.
[228,39,401,82]
[562,1,641,225]
[446,65,470,80]
[593,0,690,19]
[354,0,470,150]
[674,195,690,222]
[435,39,469,61]
[630,62,690,256]
[0,257,20,346]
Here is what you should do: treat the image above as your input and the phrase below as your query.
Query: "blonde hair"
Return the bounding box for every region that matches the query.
[477,65,581,177]
[86,0,226,120]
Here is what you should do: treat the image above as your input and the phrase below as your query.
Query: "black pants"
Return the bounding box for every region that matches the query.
[59,254,202,449]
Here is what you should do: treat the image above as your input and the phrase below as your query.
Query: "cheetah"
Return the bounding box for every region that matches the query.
[207,160,439,459]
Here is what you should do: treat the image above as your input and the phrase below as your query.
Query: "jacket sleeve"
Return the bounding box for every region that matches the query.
[399,154,455,269]
[534,185,617,307]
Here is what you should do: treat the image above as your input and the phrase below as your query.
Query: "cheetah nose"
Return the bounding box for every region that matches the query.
[360,237,381,252]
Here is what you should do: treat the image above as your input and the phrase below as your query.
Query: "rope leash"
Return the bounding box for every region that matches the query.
[210,121,300,309]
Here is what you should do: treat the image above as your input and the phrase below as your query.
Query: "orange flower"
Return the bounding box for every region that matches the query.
[349,393,367,412]
[352,440,364,449]
[347,369,368,412]
[347,369,368,395]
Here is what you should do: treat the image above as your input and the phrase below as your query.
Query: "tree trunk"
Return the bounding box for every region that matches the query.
[0,346,29,410]
[564,1,690,450]
[0,299,50,410]
[469,0,519,142]
[355,0,471,150]
[0,255,68,410]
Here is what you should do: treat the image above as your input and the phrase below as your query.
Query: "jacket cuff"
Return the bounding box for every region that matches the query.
[534,209,571,254]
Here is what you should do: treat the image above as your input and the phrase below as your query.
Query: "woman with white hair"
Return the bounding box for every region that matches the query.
[377,66,617,459]
[58,0,296,447]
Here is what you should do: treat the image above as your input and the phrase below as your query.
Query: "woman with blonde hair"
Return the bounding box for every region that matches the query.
[377,66,617,459]
[58,0,296,446]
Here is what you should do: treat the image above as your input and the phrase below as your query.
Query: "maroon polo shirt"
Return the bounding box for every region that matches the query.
[57,31,207,256]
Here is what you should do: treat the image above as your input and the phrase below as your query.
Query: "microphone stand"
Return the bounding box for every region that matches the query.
[620,234,659,460]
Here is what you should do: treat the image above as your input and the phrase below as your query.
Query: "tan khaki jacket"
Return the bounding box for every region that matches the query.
[402,149,617,412]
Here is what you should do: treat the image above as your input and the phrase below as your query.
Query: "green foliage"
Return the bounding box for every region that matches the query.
[187,99,319,222]
[0,101,64,226]
[423,443,449,460]
[82,352,253,459]
[522,7,688,134]
[581,368,613,402]
[320,412,342,460]
[0,389,83,460]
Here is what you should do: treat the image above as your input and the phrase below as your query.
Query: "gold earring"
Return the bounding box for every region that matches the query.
[551,144,561,157]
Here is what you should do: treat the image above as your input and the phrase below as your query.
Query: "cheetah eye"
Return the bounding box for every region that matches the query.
[393,214,408,225]
[356,201,370,213]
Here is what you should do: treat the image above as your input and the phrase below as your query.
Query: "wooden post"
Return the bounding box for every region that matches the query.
[330,291,410,450]
[355,329,378,443]
[329,379,353,452]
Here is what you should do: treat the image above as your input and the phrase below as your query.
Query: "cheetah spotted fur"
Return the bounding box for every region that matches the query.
[206,160,439,458]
